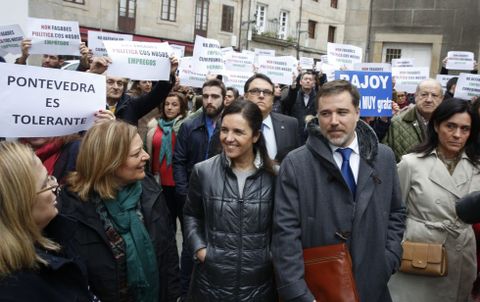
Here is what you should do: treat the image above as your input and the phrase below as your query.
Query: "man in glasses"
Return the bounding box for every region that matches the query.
[383,78,443,162]
[243,73,299,163]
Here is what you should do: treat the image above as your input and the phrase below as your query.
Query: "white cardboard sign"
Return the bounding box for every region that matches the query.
[104,40,171,80]
[392,66,430,93]
[193,35,225,75]
[299,57,314,70]
[223,70,252,94]
[88,30,133,57]
[327,42,363,69]
[446,51,475,71]
[435,74,456,93]
[354,63,391,73]
[0,24,24,55]
[224,51,255,73]
[257,56,298,85]
[391,58,415,68]
[178,56,206,88]
[170,44,185,58]
[27,17,81,56]
[454,73,480,100]
[0,64,105,137]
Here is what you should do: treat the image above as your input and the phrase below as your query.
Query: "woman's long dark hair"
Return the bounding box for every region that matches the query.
[412,98,480,165]
[221,99,275,175]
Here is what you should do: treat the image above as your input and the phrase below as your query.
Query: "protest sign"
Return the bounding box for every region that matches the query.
[0,64,105,137]
[27,17,81,56]
[88,30,133,57]
[178,57,206,88]
[336,70,392,117]
[221,47,234,54]
[257,56,297,85]
[254,48,275,57]
[224,70,252,93]
[316,62,337,82]
[320,55,329,64]
[104,40,171,80]
[170,44,185,58]
[446,51,475,71]
[224,51,255,73]
[354,63,391,73]
[454,73,480,100]
[193,35,225,74]
[0,24,24,55]
[436,74,456,93]
[327,42,362,69]
[299,57,314,70]
[392,66,429,93]
[391,58,415,68]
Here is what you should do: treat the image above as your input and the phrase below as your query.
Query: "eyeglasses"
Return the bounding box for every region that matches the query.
[247,88,274,97]
[37,175,61,196]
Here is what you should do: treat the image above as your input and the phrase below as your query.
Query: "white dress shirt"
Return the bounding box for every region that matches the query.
[262,114,277,160]
[329,132,360,183]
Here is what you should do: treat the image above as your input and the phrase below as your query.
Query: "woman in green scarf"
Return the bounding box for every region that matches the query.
[145,91,188,232]
[59,120,180,302]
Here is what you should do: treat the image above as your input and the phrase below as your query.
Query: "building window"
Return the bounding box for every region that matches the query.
[308,20,316,39]
[195,0,209,37]
[64,0,85,3]
[221,5,234,32]
[331,0,338,8]
[328,26,336,43]
[278,11,288,39]
[256,4,267,34]
[118,0,136,32]
[161,0,177,21]
[386,48,402,63]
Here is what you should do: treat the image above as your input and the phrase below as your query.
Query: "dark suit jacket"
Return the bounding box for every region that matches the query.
[270,112,300,162]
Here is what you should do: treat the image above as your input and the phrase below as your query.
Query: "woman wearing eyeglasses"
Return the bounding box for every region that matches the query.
[59,120,180,302]
[0,141,91,301]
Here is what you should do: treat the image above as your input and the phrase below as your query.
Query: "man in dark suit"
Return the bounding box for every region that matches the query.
[244,73,300,162]
[272,80,405,302]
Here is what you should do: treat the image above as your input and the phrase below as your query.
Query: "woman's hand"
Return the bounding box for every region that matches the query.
[94,109,116,124]
[196,248,207,263]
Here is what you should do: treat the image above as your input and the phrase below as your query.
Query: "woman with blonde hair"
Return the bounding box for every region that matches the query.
[0,141,91,301]
[59,120,180,302]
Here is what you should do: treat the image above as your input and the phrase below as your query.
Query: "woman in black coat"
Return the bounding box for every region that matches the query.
[0,141,91,302]
[184,100,277,301]
[59,120,180,302]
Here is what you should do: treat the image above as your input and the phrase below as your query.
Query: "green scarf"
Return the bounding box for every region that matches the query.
[103,181,159,302]
[158,118,175,166]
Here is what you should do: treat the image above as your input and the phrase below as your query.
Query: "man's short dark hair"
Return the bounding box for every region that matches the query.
[243,73,274,94]
[316,80,360,108]
[202,79,226,98]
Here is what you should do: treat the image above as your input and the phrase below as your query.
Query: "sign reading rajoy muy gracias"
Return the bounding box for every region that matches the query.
[335,70,393,117]
[0,64,105,137]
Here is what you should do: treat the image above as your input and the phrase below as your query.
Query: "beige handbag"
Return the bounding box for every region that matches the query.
[399,241,447,277]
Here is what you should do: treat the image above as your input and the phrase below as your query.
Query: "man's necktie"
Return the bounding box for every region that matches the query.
[336,148,356,198]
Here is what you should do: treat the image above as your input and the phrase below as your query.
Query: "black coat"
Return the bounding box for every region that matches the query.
[183,153,276,302]
[0,216,91,302]
[172,112,221,197]
[115,76,173,126]
[456,191,480,224]
[59,174,180,302]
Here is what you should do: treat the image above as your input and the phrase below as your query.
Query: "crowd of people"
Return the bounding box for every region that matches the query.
[1,39,480,302]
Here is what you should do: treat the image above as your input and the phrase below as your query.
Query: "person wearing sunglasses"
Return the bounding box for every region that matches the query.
[0,141,91,301]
